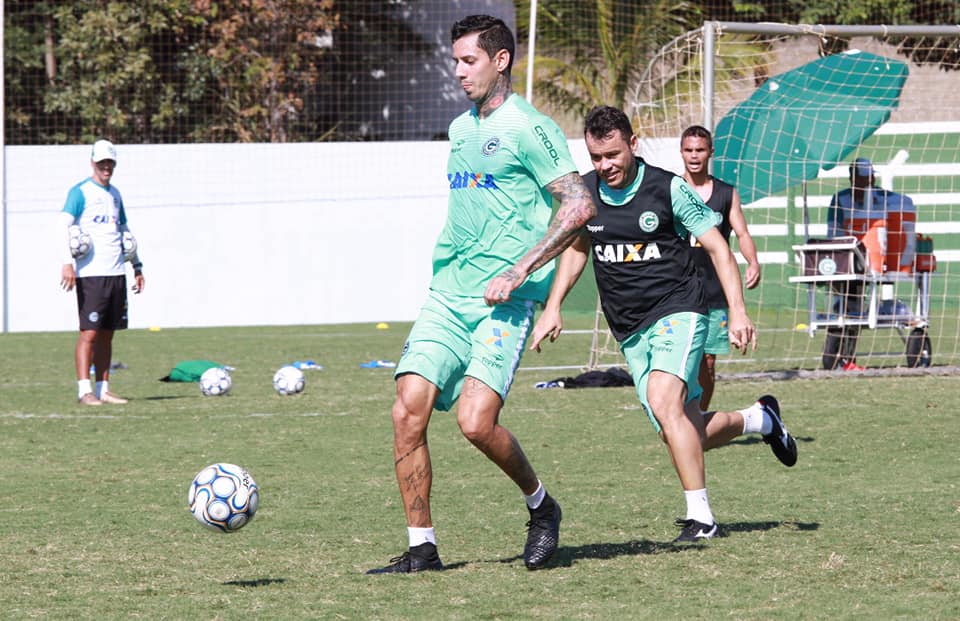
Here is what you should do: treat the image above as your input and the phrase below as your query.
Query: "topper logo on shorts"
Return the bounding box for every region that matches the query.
[482,356,504,370]
[449,171,498,190]
[719,312,728,328]
[486,327,510,348]
[593,242,661,263]
[657,318,676,335]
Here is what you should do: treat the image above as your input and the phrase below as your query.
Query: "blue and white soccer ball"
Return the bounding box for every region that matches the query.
[121,231,137,261]
[68,225,92,259]
[199,367,232,396]
[188,463,259,532]
[273,365,305,395]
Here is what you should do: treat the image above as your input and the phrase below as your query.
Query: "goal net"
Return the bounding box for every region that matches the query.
[586,23,960,375]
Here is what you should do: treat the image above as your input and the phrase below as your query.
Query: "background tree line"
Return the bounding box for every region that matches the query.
[5,0,957,144]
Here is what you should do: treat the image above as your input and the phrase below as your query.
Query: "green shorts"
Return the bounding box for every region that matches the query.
[703,308,730,356]
[395,290,535,411]
[620,311,707,433]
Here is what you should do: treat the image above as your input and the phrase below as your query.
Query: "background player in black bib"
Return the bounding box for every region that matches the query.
[681,125,761,410]
[530,106,797,542]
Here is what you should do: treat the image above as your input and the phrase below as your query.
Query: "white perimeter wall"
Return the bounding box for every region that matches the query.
[6,138,668,333]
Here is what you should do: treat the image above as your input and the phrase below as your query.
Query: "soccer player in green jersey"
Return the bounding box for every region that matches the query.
[367,15,597,574]
[530,106,797,543]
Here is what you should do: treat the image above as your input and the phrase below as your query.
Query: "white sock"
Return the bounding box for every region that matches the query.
[739,403,763,434]
[96,381,108,398]
[739,402,773,435]
[524,480,546,509]
[78,379,93,398]
[407,527,436,548]
[684,488,715,525]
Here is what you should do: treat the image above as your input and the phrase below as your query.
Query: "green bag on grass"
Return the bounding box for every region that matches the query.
[159,360,223,382]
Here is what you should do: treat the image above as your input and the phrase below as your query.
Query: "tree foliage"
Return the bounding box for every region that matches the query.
[3,1,959,144]
[185,0,337,142]
[515,0,707,121]
[43,1,193,143]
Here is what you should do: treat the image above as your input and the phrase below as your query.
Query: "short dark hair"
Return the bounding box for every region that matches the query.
[451,15,515,74]
[584,105,634,142]
[681,125,713,147]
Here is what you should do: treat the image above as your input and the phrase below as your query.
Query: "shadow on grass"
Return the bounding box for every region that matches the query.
[363,522,822,574]
[142,395,193,401]
[223,577,287,587]
[719,520,819,536]
[550,539,702,567]
[485,539,697,570]
[476,520,820,570]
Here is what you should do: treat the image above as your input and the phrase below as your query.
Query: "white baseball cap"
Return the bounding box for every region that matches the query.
[91,139,117,163]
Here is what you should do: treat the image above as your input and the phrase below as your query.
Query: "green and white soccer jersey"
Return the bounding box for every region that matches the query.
[670,176,721,239]
[62,178,128,277]
[596,172,718,238]
[431,94,577,302]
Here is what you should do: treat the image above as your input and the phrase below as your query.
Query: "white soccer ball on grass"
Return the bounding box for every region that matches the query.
[199,367,232,396]
[273,365,305,395]
[188,463,259,532]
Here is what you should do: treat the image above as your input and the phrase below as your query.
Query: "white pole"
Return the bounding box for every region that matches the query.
[1,1,7,332]
[702,21,715,132]
[525,0,538,103]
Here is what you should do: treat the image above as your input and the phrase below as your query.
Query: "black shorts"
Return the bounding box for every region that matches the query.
[76,275,128,331]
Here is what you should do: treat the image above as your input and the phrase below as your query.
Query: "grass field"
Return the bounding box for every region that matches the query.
[1,324,958,619]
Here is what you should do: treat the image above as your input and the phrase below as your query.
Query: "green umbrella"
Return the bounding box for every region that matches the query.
[713,50,909,205]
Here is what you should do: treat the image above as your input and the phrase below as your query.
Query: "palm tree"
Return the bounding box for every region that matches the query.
[630,28,774,138]
[513,0,704,132]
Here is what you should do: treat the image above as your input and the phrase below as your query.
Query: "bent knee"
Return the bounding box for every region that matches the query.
[457,413,494,446]
[391,385,432,434]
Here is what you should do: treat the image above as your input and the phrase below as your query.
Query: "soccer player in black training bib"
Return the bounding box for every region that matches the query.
[530,106,797,542]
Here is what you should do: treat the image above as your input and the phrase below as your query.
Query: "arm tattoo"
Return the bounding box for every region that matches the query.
[519,173,597,274]
[499,267,523,287]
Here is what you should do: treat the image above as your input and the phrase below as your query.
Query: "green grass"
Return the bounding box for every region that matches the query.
[1,324,958,619]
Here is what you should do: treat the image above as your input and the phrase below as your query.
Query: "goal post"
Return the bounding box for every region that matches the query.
[700,22,960,131]
[584,22,960,374]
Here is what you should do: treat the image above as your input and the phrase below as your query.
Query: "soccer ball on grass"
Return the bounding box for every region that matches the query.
[188,463,259,532]
[199,367,232,396]
[68,225,92,259]
[273,365,305,395]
